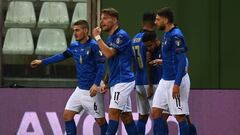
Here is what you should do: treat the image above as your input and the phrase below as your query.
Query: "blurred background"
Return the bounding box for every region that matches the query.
[1,0,240,88]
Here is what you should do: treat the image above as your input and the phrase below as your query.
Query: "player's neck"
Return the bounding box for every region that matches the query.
[109,24,119,35]
[79,36,89,44]
[164,23,175,32]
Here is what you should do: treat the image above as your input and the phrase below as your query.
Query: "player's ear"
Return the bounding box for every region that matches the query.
[113,18,118,24]
[84,28,88,34]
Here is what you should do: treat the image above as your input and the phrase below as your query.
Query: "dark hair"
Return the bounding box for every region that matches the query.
[157,7,174,23]
[142,31,157,42]
[73,20,89,30]
[101,8,119,20]
[142,12,156,25]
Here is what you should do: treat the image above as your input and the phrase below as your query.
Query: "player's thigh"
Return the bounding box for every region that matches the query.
[82,91,105,119]
[65,87,84,113]
[147,84,158,107]
[109,81,135,111]
[167,75,189,115]
[136,85,150,115]
[152,80,168,111]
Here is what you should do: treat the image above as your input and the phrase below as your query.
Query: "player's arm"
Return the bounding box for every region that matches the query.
[172,36,187,99]
[92,27,117,58]
[30,49,72,68]
[99,72,109,94]
[96,39,117,58]
[146,51,154,98]
[90,46,106,97]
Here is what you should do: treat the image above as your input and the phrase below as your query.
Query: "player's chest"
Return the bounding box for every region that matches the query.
[161,36,174,54]
[72,47,93,64]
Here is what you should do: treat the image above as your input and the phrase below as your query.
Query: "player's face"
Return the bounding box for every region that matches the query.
[100,14,117,32]
[144,41,156,53]
[155,15,166,31]
[73,25,88,41]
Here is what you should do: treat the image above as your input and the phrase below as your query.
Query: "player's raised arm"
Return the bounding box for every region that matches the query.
[92,27,117,58]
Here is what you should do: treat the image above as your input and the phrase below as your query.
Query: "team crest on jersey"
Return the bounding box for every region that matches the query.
[115,37,123,45]
[175,39,181,46]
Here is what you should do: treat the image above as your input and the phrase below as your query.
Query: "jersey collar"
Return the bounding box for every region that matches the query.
[112,27,121,36]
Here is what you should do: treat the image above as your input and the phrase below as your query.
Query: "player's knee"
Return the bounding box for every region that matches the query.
[121,112,133,124]
[151,107,162,119]
[174,115,186,122]
[95,117,107,126]
[63,110,76,121]
[109,108,121,120]
[139,114,149,121]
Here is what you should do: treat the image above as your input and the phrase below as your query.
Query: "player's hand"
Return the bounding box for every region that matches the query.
[30,59,42,68]
[92,27,102,37]
[90,84,98,97]
[149,59,163,66]
[100,81,108,94]
[147,85,154,99]
[172,84,180,99]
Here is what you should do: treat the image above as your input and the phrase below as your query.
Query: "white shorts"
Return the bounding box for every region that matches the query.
[109,81,135,112]
[152,74,190,115]
[135,85,158,115]
[65,87,105,118]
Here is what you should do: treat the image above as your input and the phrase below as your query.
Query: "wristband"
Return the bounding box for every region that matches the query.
[95,35,101,41]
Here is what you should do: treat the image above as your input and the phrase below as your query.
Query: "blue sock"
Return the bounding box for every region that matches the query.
[137,119,147,135]
[100,122,108,135]
[179,120,189,135]
[189,123,197,135]
[124,121,138,135]
[153,117,165,135]
[65,119,76,135]
[163,120,169,135]
[106,120,119,135]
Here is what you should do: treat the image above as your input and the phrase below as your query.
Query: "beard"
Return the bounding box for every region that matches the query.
[101,25,111,32]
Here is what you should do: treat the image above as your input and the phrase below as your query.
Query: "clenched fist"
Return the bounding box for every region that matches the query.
[30,59,42,68]
[92,27,102,37]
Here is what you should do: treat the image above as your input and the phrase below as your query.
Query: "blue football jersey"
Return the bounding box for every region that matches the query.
[42,38,105,90]
[132,31,148,85]
[106,28,135,87]
[132,30,163,85]
[161,26,188,85]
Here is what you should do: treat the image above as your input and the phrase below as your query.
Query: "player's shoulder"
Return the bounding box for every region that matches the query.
[88,38,98,46]
[132,32,144,44]
[69,41,79,48]
[115,28,130,39]
[88,38,100,51]
[170,27,184,39]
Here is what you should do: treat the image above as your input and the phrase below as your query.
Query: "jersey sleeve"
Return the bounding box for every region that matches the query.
[93,44,106,86]
[173,36,187,54]
[110,33,131,52]
[42,46,73,65]
[172,36,187,86]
